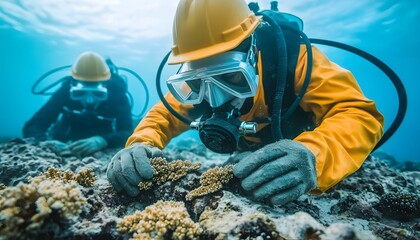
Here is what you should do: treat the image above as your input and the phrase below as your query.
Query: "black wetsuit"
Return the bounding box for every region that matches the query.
[23,75,133,148]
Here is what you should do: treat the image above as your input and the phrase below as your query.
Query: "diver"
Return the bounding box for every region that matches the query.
[106,0,384,206]
[23,51,133,156]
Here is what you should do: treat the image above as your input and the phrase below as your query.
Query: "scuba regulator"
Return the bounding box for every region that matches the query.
[190,108,257,154]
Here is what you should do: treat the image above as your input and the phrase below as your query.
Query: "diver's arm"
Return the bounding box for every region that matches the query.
[293,45,384,193]
[98,93,133,148]
[23,87,68,140]
[125,93,192,149]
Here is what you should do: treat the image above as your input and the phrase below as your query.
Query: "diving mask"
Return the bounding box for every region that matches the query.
[167,36,258,108]
[70,82,108,108]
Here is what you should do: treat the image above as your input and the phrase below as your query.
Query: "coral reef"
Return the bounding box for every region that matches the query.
[0,138,110,187]
[1,138,419,239]
[118,201,202,240]
[0,172,87,239]
[0,138,62,186]
[138,157,201,190]
[186,165,234,201]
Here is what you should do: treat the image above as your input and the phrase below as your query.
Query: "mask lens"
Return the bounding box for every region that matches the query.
[71,89,87,99]
[168,78,203,103]
[70,83,108,102]
[212,71,252,94]
[92,90,108,100]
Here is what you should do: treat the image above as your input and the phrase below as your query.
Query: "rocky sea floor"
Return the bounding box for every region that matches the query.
[0,138,419,240]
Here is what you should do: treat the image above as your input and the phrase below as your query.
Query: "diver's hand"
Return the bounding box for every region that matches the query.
[223,151,252,166]
[233,140,317,206]
[106,143,163,197]
[42,140,70,155]
[68,136,107,155]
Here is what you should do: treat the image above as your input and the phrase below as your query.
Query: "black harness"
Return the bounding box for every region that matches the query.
[238,18,315,150]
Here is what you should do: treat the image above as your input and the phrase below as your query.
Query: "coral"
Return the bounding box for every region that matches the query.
[377,192,420,220]
[138,157,201,190]
[186,165,234,201]
[75,168,96,187]
[118,201,202,240]
[0,184,5,190]
[63,171,76,183]
[42,167,96,187]
[0,173,87,239]
[43,167,62,180]
[2,138,420,239]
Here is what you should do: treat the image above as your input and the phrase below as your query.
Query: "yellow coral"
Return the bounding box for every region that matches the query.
[186,165,234,201]
[118,201,202,240]
[138,181,153,190]
[139,157,201,190]
[0,174,87,238]
[62,171,76,183]
[75,168,96,187]
[43,167,62,180]
[41,167,96,187]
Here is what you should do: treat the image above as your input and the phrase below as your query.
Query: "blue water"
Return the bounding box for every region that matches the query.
[0,0,419,162]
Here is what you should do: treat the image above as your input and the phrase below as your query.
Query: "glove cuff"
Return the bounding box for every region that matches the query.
[94,136,108,149]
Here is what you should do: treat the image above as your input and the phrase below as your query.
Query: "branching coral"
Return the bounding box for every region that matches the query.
[118,201,203,240]
[138,157,201,190]
[75,168,96,187]
[42,167,96,187]
[0,173,87,238]
[186,165,234,201]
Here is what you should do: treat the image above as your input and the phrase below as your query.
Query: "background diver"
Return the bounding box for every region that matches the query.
[106,0,384,206]
[23,51,133,156]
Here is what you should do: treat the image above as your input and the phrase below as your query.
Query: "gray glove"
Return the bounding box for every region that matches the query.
[106,143,163,197]
[223,151,252,166]
[233,139,317,206]
[68,136,107,155]
[42,140,71,155]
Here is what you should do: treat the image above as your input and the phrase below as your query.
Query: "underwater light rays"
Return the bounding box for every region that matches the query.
[0,0,178,43]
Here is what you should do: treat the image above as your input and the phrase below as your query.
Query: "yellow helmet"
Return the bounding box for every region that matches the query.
[168,0,262,64]
[71,51,111,82]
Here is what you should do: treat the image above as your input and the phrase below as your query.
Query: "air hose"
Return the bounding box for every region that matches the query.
[155,51,192,125]
[259,12,287,140]
[32,65,71,95]
[309,39,407,149]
